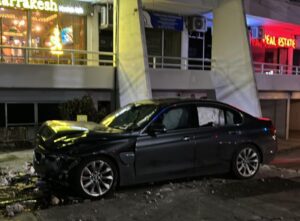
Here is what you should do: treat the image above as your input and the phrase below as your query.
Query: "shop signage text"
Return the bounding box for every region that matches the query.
[264,34,296,48]
[143,11,183,31]
[251,34,296,49]
[0,0,58,12]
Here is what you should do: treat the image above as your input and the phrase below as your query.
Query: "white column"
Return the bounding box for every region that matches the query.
[212,0,261,117]
[114,0,152,107]
[87,6,100,66]
[181,23,189,70]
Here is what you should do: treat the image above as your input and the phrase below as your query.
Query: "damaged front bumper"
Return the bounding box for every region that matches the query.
[33,149,79,184]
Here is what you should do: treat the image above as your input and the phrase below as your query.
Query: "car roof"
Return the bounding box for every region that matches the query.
[134,98,232,108]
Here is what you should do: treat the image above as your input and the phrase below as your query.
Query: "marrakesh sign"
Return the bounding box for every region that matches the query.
[0,0,58,12]
[252,34,296,49]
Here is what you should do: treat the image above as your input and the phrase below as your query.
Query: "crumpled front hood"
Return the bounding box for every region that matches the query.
[37,120,129,151]
[39,120,125,141]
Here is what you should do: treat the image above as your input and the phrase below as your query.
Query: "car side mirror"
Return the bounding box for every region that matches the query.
[147,123,167,135]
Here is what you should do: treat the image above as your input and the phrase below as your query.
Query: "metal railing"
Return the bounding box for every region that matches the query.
[0,45,114,66]
[148,55,212,70]
[254,62,300,75]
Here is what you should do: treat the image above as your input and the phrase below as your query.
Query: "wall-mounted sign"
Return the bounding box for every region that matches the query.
[251,34,296,49]
[263,34,296,48]
[0,0,87,15]
[143,11,183,31]
[0,0,58,12]
[58,5,84,15]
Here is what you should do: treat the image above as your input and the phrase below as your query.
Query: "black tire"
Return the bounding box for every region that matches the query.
[72,156,118,199]
[232,145,261,179]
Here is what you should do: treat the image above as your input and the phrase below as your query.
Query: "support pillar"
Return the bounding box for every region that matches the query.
[212,0,261,117]
[114,0,152,107]
[87,6,100,66]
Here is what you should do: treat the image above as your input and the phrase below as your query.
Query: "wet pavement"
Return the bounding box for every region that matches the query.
[1,143,300,220]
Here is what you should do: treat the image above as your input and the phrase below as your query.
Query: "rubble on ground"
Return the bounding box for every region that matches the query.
[0,163,300,218]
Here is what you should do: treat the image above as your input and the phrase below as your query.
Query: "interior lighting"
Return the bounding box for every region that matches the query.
[49,25,63,55]
[35,26,41,32]
[19,20,25,26]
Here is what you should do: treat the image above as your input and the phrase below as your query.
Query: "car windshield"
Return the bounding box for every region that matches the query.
[100,104,158,131]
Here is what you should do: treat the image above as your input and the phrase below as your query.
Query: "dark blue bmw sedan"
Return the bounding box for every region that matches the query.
[34,99,277,198]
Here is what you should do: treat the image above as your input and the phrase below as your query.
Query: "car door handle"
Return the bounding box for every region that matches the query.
[183,136,191,141]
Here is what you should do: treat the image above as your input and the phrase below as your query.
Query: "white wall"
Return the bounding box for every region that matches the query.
[256,74,300,91]
[149,69,214,90]
[0,64,114,89]
[0,89,112,103]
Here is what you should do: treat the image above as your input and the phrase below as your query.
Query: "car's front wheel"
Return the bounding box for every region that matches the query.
[73,157,118,198]
[232,145,260,179]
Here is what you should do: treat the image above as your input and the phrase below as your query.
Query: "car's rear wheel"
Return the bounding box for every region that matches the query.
[73,156,118,198]
[232,145,260,179]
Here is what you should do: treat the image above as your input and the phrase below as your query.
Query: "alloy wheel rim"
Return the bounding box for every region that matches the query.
[80,160,114,197]
[236,148,259,177]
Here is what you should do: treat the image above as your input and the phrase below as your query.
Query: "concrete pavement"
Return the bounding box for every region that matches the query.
[1,138,300,220]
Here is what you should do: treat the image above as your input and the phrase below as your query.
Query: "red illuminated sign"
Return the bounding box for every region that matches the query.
[263,34,296,48]
[251,34,296,49]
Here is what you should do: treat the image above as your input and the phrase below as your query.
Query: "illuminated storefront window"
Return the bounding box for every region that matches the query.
[0,8,27,63]
[0,0,87,65]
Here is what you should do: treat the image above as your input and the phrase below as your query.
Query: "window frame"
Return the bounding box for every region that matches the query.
[195,103,244,128]
[148,104,198,132]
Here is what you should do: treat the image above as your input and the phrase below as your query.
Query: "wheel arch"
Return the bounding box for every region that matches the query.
[80,153,121,186]
[238,142,263,163]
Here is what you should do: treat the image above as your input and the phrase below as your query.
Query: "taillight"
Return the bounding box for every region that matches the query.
[259,117,276,136]
[269,124,276,136]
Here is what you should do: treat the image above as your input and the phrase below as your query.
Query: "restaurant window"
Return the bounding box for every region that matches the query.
[30,11,86,65]
[0,8,27,64]
[0,8,86,65]
[58,13,86,64]
[30,11,58,64]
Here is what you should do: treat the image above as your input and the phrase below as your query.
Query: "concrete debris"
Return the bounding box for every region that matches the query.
[50,196,60,206]
[0,177,9,186]
[159,187,173,193]
[144,190,152,196]
[24,162,35,175]
[5,203,24,217]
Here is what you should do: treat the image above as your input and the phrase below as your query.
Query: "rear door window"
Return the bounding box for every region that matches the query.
[225,109,243,125]
[197,106,225,127]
